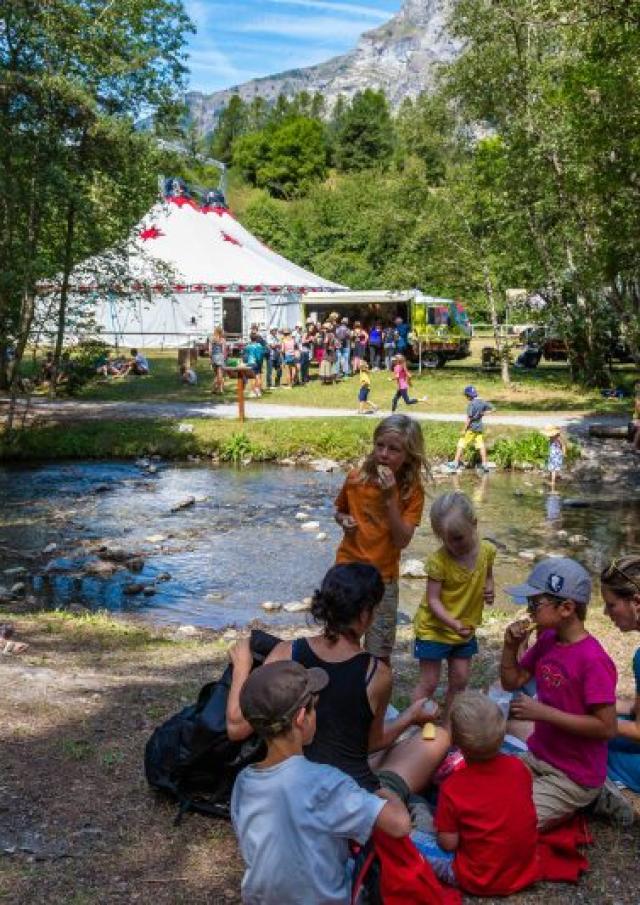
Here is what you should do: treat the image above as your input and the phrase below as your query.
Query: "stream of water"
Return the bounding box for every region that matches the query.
[0,459,638,629]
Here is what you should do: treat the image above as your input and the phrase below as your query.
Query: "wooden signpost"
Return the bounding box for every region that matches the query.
[223,366,253,422]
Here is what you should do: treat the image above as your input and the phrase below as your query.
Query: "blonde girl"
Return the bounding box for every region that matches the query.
[413,492,495,719]
[542,425,566,491]
[601,555,640,798]
[357,361,378,414]
[210,326,226,394]
[334,414,427,661]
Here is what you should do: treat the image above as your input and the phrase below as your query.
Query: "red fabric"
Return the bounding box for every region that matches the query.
[139,226,164,241]
[536,814,591,883]
[372,829,461,904]
[221,231,241,246]
[435,755,539,896]
[168,195,199,210]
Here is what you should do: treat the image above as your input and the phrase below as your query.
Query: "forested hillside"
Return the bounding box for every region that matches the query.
[188,0,640,386]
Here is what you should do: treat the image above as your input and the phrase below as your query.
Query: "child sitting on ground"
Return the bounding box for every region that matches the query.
[502,557,617,829]
[421,690,540,895]
[413,492,495,721]
[357,361,378,414]
[231,660,411,905]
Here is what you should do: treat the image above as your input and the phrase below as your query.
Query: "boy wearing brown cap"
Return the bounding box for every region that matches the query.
[231,660,411,904]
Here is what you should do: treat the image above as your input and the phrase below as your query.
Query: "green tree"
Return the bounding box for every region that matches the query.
[233,117,326,198]
[333,90,394,172]
[0,0,193,387]
[210,94,247,163]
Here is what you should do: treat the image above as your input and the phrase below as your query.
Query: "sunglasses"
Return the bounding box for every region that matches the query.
[603,560,640,594]
[526,595,561,613]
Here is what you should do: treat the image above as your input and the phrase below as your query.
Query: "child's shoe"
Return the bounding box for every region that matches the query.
[592,778,635,827]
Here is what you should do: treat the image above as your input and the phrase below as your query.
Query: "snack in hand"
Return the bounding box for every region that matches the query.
[422,700,438,718]
[422,722,437,740]
[376,464,393,483]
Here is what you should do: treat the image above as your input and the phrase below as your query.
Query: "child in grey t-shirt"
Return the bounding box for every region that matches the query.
[231,660,411,905]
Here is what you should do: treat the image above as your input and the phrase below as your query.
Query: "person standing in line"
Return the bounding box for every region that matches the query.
[369,321,383,370]
[266,327,282,389]
[383,325,397,371]
[335,317,351,378]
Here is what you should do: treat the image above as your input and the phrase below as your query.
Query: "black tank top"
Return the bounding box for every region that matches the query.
[292,638,379,791]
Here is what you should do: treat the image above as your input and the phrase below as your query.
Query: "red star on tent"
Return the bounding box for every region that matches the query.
[221,231,241,246]
[139,226,165,241]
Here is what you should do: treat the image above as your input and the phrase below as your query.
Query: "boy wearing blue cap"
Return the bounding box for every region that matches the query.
[501,557,618,829]
[448,386,493,472]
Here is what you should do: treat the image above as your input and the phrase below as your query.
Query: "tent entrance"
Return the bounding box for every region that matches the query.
[222,296,242,336]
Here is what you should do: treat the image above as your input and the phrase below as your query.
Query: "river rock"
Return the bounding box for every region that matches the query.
[142,587,156,597]
[170,496,196,512]
[555,530,569,539]
[294,512,307,520]
[145,534,165,543]
[302,596,313,607]
[261,601,282,612]
[42,543,58,555]
[309,458,340,473]
[315,532,328,541]
[279,458,296,467]
[84,560,119,578]
[127,557,145,573]
[99,547,133,563]
[147,465,158,475]
[136,458,150,469]
[518,550,537,562]
[301,521,320,532]
[569,534,587,544]
[283,600,311,613]
[400,559,427,579]
[156,572,172,582]
[123,582,145,595]
[175,624,199,636]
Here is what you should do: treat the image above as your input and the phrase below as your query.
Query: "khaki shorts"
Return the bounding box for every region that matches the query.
[365,579,398,659]
[520,751,601,829]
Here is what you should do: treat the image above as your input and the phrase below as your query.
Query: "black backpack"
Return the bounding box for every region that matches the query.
[144,629,280,824]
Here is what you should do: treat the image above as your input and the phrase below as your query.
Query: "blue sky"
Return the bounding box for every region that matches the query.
[184,0,402,95]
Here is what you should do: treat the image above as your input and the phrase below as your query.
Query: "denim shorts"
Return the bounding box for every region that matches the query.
[414,636,479,661]
[358,387,370,402]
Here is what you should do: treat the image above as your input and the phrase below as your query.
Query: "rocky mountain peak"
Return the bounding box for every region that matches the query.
[187,0,459,136]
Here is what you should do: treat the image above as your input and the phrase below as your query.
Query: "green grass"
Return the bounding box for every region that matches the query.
[0,413,550,467]
[29,341,635,415]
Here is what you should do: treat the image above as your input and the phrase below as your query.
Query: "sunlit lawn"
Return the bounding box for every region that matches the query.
[32,340,636,415]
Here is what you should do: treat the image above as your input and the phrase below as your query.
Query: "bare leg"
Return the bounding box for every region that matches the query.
[478,439,488,467]
[443,657,471,725]
[412,659,441,702]
[506,718,533,743]
[376,726,451,794]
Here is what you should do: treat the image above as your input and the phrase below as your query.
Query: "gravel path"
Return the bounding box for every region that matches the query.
[0,397,627,436]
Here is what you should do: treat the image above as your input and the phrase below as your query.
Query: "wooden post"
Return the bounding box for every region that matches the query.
[237,373,245,422]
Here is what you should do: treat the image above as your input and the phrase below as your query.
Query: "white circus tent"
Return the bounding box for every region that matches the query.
[42,193,345,349]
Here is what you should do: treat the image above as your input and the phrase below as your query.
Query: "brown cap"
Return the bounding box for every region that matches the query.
[240,661,328,734]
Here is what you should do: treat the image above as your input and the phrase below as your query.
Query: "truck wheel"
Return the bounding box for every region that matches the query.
[423,351,444,369]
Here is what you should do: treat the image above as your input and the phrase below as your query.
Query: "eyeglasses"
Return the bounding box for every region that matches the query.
[526,595,560,613]
[603,560,640,594]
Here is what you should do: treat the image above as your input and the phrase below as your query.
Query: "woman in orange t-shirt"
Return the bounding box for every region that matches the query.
[335,414,427,661]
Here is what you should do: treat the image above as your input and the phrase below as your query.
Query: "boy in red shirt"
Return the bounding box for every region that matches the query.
[434,690,540,895]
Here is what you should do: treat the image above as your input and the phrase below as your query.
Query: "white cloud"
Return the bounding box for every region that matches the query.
[240,13,373,40]
[269,0,389,20]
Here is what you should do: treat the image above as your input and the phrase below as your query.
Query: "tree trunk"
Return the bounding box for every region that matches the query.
[483,264,510,385]
[54,201,77,365]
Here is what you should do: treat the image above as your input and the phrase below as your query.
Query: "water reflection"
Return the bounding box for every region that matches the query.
[0,462,638,628]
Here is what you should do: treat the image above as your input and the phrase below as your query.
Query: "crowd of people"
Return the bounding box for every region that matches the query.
[226,413,640,902]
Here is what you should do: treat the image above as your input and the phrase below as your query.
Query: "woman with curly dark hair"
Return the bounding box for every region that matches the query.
[227,562,449,799]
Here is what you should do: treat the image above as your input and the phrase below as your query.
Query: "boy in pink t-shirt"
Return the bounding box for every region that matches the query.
[501,558,617,828]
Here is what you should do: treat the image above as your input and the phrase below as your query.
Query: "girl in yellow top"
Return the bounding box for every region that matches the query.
[357,361,378,414]
[413,491,495,720]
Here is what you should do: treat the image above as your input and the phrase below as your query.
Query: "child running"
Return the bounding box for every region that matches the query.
[542,424,566,491]
[502,557,617,829]
[390,354,427,411]
[335,414,426,661]
[231,660,411,905]
[448,385,493,472]
[413,492,495,719]
[357,361,378,414]
[415,691,539,896]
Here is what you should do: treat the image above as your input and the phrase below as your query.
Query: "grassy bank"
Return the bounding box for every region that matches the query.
[0,415,553,467]
[1,606,638,905]
[32,341,636,415]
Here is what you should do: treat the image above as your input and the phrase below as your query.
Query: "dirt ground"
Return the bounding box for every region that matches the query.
[1,608,639,905]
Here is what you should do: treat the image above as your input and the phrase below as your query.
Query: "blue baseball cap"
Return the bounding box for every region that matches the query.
[505,558,592,605]
[463,385,478,398]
